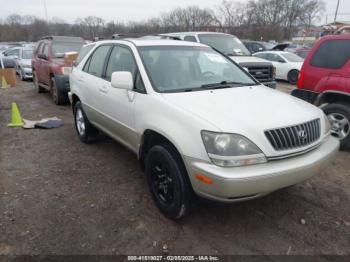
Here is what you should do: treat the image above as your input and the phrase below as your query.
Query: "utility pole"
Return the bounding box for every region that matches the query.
[43,0,49,22]
[334,0,340,23]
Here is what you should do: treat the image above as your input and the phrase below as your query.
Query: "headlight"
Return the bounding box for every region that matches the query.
[201,131,267,167]
[324,113,331,136]
[61,67,72,75]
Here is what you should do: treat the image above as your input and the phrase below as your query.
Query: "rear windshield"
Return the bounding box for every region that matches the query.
[198,34,251,56]
[52,42,84,58]
[22,50,33,59]
[310,39,350,69]
[281,53,304,62]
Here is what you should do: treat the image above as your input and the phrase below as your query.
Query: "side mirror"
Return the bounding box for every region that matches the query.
[278,59,285,63]
[111,71,133,90]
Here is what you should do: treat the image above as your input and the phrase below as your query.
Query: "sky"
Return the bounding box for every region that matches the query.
[1,0,350,24]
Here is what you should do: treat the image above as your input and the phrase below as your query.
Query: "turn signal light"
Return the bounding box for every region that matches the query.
[195,174,213,185]
[297,70,305,88]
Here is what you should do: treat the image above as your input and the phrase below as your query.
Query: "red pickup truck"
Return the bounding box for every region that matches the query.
[292,34,350,149]
[32,36,84,105]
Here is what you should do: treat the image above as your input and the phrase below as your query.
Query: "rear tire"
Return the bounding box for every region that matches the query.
[145,143,193,219]
[33,71,45,93]
[51,77,68,105]
[323,103,350,150]
[287,69,299,85]
[73,101,99,143]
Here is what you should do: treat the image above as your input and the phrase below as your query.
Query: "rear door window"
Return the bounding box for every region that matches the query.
[85,45,111,77]
[310,40,350,69]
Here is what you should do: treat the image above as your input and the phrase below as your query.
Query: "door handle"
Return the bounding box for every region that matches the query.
[99,85,108,94]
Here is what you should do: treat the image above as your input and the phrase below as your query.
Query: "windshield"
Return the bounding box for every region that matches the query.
[139,46,257,93]
[281,52,304,62]
[261,42,275,50]
[22,50,33,59]
[52,42,83,58]
[198,34,251,56]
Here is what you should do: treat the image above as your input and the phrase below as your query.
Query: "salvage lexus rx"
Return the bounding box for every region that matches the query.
[69,39,339,219]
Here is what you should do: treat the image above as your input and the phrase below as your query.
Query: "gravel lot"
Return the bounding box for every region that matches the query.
[0,79,349,256]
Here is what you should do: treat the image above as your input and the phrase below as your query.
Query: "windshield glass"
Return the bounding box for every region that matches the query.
[139,46,257,93]
[22,50,33,59]
[261,42,275,50]
[52,42,83,58]
[281,52,304,62]
[198,34,251,56]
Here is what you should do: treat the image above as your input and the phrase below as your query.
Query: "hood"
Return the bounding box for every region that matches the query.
[52,58,72,67]
[19,59,32,66]
[161,85,322,134]
[229,55,271,64]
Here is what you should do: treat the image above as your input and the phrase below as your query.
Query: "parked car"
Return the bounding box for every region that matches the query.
[15,47,34,80]
[32,36,84,105]
[292,34,350,149]
[69,39,339,219]
[243,40,275,54]
[254,51,303,84]
[295,48,311,59]
[335,26,350,35]
[163,32,277,89]
[1,46,21,59]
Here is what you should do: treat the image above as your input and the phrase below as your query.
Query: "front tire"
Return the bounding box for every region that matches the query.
[145,144,193,219]
[287,69,299,85]
[323,103,350,150]
[73,101,99,143]
[51,77,68,105]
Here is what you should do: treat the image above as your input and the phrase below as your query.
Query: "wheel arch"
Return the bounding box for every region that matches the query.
[71,93,81,109]
[316,91,350,107]
[138,129,185,172]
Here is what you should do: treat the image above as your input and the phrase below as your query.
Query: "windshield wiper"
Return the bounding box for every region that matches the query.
[201,81,253,90]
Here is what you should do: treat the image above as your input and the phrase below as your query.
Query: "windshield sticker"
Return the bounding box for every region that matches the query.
[205,53,226,63]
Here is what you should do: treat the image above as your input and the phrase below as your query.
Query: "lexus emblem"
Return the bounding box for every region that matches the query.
[298,130,307,139]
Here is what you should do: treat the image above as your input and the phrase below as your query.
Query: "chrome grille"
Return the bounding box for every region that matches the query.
[248,66,272,82]
[265,119,321,151]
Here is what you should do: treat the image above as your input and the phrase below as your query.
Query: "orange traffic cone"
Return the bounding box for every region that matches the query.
[8,102,24,127]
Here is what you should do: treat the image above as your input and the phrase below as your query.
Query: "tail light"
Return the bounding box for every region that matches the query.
[297,69,305,88]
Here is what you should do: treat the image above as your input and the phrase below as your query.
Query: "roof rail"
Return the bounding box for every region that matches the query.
[40,36,84,42]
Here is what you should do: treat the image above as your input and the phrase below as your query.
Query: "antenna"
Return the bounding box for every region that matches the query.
[334,0,340,23]
[43,0,49,22]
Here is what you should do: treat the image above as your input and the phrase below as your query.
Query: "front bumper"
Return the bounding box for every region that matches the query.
[184,136,339,202]
[262,81,276,89]
[291,88,319,105]
[22,68,33,78]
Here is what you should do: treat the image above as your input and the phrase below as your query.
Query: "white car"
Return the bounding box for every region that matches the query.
[15,48,34,80]
[69,39,339,219]
[253,51,304,84]
[163,32,277,89]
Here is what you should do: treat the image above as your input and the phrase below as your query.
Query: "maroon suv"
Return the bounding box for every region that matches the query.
[32,36,84,105]
[292,34,350,149]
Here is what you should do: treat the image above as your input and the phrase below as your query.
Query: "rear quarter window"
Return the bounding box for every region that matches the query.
[310,39,350,69]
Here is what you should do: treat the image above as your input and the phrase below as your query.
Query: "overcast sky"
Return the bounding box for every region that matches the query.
[1,0,350,24]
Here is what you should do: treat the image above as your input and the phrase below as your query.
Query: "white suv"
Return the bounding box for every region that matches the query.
[69,39,339,219]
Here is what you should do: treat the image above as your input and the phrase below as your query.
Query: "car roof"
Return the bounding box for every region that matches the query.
[95,39,208,47]
[163,32,237,37]
[255,51,291,55]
